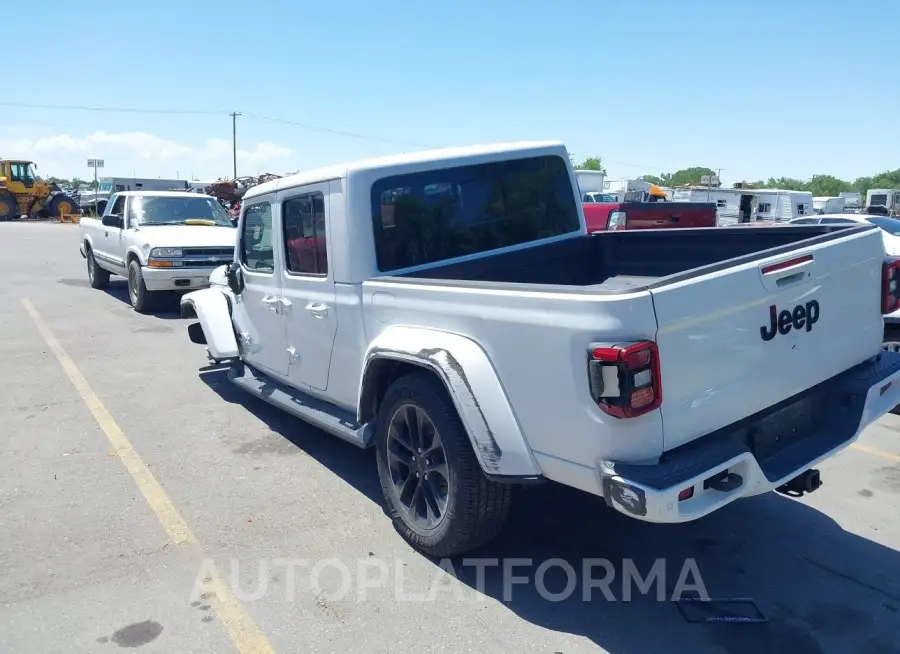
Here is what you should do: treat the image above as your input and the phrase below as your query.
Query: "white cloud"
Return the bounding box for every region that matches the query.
[0,130,292,181]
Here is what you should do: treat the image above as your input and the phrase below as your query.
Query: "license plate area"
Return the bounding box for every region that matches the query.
[748,394,822,461]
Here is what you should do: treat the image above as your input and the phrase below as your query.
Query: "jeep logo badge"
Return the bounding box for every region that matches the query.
[760,300,819,341]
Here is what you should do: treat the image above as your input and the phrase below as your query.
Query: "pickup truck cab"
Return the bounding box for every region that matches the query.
[181,141,900,556]
[80,191,236,311]
[583,200,717,231]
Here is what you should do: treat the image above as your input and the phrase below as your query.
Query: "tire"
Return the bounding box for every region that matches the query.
[375,371,512,557]
[86,246,110,289]
[47,194,78,218]
[0,194,17,221]
[127,259,154,313]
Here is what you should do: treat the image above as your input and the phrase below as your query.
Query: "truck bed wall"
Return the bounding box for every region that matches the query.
[393,225,854,288]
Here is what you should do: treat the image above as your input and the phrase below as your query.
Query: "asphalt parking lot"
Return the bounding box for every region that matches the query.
[2,221,900,654]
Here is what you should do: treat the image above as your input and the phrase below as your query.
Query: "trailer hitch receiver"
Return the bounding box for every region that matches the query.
[776,468,822,497]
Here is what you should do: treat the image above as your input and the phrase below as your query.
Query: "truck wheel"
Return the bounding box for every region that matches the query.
[86,247,110,289]
[127,260,154,313]
[0,194,16,221]
[47,194,78,219]
[375,372,512,557]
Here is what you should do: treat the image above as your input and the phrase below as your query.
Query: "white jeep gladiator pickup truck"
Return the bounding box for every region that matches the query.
[79,190,236,311]
[180,141,900,556]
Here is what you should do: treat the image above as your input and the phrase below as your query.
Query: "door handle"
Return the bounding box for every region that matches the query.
[262,296,281,313]
[305,302,328,318]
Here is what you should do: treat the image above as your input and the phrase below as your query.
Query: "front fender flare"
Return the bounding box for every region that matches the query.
[180,288,238,360]
[360,326,542,479]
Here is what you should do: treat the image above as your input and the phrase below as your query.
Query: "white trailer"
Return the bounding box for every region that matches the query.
[672,187,812,224]
[813,196,846,214]
[839,191,861,208]
[866,189,900,213]
[753,189,813,222]
[671,187,755,225]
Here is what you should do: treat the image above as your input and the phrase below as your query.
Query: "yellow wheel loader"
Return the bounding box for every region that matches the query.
[0,159,80,221]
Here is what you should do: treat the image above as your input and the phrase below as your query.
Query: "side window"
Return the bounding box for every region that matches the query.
[797,203,807,215]
[758,202,772,213]
[10,163,26,181]
[109,195,126,216]
[820,218,854,224]
[282,192,327,275]
[716,199,727,208]
[240,201,275,273]
[792,218,819,225]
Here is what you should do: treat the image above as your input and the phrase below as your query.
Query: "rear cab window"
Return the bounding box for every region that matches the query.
[370,154,580,272]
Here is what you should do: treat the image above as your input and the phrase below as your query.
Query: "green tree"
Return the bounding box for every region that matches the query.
[806,174,850,197]
[70,177,84,191]
[573,156,606,174]
[667,167,716,187]
[764,177,808,191]
[640,174,664,185]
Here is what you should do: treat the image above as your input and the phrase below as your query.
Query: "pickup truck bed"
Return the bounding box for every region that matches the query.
[389,224,853,291]
[370,220,887,480]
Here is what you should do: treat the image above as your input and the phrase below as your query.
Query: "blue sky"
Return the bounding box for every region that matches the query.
[3,0,896,184]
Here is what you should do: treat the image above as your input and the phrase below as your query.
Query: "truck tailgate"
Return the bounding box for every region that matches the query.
[650,227,885,451]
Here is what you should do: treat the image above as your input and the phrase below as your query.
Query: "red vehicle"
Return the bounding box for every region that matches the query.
[583,200,718,232]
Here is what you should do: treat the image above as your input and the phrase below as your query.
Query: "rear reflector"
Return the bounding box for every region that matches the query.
[678,487,694,501]
[761,253,813,275]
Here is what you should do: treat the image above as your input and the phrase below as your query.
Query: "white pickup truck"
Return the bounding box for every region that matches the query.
[180,141,900,556]
[80,191,236,311]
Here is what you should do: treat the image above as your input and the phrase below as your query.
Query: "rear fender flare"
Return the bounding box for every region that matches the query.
[180,288,238,360]
[359,326,542,479]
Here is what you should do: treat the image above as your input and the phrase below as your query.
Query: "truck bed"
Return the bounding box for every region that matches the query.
[388,224,865,292]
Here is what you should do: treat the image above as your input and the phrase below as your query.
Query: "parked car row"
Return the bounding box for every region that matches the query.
[78,141,900,557]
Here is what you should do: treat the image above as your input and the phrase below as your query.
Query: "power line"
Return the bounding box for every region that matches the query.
[244,113,436,149]
[0,101,226,116]
[0,100,435,149]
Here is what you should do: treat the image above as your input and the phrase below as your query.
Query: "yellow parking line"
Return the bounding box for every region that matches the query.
[22,299,276,654]
[851,442,900,463]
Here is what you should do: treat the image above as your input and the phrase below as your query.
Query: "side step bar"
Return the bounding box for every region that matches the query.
[228,362,373,448]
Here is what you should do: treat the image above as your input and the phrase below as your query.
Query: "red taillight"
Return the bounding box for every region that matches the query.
[883,259,900,314]
[588,341,662,419]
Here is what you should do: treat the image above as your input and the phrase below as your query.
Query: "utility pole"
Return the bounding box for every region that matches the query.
[230,112,241,179]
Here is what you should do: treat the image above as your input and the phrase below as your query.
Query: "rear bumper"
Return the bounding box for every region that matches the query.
[599,351,900,523]
[142,266,214,292]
